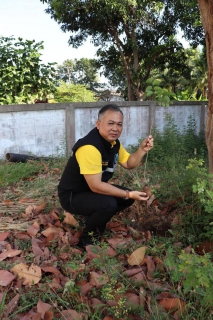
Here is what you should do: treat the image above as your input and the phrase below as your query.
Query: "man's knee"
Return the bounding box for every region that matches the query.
[102,197,117,213]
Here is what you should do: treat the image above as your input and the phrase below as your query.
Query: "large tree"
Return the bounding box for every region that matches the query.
[0,36,57,104]
[57,58,101,92]
[197,0,213,172]
[40,0,188,101]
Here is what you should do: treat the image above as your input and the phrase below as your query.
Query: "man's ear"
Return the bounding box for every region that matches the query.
[96,119,100,129]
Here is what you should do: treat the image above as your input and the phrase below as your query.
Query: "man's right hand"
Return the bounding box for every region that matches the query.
[129,191,149,201]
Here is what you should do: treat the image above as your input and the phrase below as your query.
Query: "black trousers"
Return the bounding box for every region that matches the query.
[59,185,134,239]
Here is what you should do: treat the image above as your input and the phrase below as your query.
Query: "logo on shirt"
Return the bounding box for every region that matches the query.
[114,153,119,165]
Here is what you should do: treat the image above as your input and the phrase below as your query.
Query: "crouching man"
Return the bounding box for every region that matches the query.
[58,104,154,248]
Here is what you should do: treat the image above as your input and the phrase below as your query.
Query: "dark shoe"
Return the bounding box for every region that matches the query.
[77,234,100,249]
[96,226,106,235]
[78,216,89,226]
[78,237,93,248]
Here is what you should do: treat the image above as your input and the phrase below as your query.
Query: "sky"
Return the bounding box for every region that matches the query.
[0,0,97,65]
[0,0,189,81]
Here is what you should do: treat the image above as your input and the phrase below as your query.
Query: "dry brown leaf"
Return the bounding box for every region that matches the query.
[31,237,44,257]
[44,311,54,320]
[41,266,61,276]
[107,236,132,248]
[63,211,79,226]
[25,204,37,216]
[41,227,63,237]
[10,262,42,285]
[4,294,20,317]
[61,309,84,320]
[81,282,94,295]
[19,310,41,319]
[147,194,155,206]
[49,209,59,220]
[142,185,153,197]
[90,298,105,308]
[129,272,146,284]
[158,298,185,313]
[0,249,22,261]
[37,299,52,319]
[27,221,40,236]
[128,246,146,266]
[2,199,14,206]
[123,267,144,277]
[153,256,164,271]
[14,232,31,240]
[0,270,16,286]
[124,293,140,307]
[89,271,109,288]
[0,232,11,241]
[141,256,155,279]
[34,203,47,215]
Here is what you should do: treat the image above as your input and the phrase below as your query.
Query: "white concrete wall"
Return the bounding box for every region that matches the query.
[0,109,66,159]
[0,101,207,160]
[154,104,206,134]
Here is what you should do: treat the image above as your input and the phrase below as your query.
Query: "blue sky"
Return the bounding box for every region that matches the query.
[0,0,97,65]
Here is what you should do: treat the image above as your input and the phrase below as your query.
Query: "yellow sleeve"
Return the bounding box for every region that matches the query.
[75,145,102,174]
[118,143,130,164]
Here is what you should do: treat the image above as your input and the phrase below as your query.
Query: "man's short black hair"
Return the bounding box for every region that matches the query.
[98,104,123,119]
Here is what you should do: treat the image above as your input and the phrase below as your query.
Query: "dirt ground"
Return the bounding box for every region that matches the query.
[118,198,179,236]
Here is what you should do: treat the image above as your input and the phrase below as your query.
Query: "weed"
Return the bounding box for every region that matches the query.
[164,247,213,308]
[0,291,6,319]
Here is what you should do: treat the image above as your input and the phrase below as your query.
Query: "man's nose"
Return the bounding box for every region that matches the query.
[112,124,119,130]
[112,123,119,131]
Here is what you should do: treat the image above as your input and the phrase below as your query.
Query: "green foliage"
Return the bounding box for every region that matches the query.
[153,46,208,101]
[144,77,175,106]
[57,58,102,92]
[53,80,96,102]
[165,248,213,307]
[174,158,213,243]
[189,167,213,215]
[0,36,57,104]
[121,114,207,201]
[0,292,7,319]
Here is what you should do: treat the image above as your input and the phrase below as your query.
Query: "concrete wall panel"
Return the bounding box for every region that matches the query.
[0,101,207,160]
[0,109,66,159]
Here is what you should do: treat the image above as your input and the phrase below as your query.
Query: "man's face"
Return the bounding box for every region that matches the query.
[96,110,123,143]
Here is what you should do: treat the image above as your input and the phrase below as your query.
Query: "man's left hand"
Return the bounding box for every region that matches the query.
[140,135,154,152]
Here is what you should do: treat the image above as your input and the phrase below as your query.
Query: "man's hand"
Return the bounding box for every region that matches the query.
[140,135,154,153]
[129,191,149,201]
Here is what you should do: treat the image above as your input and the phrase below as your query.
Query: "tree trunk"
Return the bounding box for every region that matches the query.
[197,0,213,172]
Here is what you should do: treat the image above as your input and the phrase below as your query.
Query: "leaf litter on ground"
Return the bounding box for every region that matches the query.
[0,159,200,319]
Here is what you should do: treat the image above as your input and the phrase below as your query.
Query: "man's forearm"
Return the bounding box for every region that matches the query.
[90,181,127,198]
[127,148,147,169]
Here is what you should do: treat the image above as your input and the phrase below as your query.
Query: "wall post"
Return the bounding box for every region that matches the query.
[200,102,207,132]
[65,105,75,156]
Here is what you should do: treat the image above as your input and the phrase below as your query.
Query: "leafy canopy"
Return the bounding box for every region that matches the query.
[0,36,57,105]
[53,80,96,102]
[40,0,197,100]
[57,58,101,92]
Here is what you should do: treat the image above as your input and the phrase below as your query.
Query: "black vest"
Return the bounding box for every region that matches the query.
[58,128,120,197]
